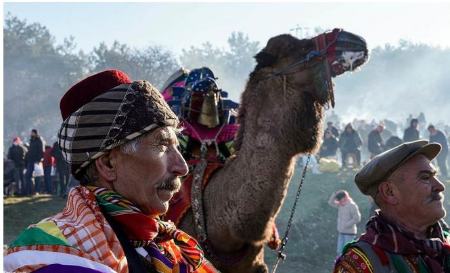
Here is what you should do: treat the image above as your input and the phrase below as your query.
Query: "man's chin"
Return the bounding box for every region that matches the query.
[157,189,175,203]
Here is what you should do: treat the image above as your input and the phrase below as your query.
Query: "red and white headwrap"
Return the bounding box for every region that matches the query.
[58,70,178,179]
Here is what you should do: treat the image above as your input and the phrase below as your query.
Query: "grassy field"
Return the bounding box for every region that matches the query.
[4,194,66,245]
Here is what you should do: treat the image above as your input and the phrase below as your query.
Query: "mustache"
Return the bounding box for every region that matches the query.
[425,192,444,204]
[157,176,181,192]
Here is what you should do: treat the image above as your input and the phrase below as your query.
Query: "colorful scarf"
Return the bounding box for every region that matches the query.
[360,211,450,273]
[88,186,217,273]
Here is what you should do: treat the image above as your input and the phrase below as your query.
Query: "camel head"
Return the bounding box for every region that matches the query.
[241,29,368,155]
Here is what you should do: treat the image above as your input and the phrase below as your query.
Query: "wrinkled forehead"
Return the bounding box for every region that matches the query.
[141,126,178,144]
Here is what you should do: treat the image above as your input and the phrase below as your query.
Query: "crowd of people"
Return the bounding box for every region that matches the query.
[318,115,449,179]
[4,129,76,197]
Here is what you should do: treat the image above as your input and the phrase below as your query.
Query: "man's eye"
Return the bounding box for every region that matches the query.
[159,140,170,147]
[420,175,431,181]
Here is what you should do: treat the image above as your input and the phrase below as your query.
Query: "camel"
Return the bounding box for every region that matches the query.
[177,29,368,273]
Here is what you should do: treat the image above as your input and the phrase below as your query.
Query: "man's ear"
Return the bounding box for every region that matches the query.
[95,152,117,183]
[378,181,399,205]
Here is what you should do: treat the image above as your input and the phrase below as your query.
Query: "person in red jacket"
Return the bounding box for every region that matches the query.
[42,145,55,194]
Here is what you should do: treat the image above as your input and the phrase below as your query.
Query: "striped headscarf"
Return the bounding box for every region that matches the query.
[58,70,178,179]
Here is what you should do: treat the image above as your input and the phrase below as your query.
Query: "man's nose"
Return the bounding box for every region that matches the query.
[432,177,445,192]
[171,148,188,177]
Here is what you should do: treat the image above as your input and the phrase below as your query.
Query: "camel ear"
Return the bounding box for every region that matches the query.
[254,51,277,70]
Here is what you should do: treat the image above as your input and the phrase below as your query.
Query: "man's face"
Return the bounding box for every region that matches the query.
[377,125,384,133]
[30,131,37,138]
[393,154,445,226]
[412,121,418,129]
[110,127,188,216]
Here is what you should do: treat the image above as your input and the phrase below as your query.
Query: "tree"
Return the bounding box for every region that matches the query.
[89,41,179,89]
[180,32,260,99]
[4,13,87,147]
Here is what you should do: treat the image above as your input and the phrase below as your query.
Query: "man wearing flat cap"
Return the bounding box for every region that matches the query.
[334,140,450,273]
[4,70,218,273]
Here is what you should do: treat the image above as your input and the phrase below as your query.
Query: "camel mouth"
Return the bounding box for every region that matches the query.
[329,30,368,77]
[313,29,368,78]
[308,29,368,108]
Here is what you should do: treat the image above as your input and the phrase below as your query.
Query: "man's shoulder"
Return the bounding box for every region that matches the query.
[8,187,108,251]
[8,219,71,249]
[334,244,375,273]
[347,201,360,210]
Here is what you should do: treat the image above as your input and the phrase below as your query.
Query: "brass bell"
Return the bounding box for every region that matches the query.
[198,90,220,128]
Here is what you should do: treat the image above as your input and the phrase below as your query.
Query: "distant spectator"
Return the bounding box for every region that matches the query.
[320,130,339,158]
[403,118,420,142]
[328,190,361,256]
[326,121,340,138]
[298,154,321,175]
[51,141,70,197]
[428,124,449,178]
[405,114,413,129]
[385,136,403,151]
[24,129,45,195]
[418,112,427,126]
[368,124,384,158]
[339,124,362,168]
[4,159,17,196]
[43,145,55,194]
[7,137,28,194]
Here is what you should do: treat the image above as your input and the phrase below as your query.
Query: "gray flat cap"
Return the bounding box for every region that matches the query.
[355,140,441,195]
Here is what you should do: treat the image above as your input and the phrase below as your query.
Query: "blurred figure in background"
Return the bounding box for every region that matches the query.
[403,118,420,142]
[7,137,28,194]
[339,123,363,168]
[428,124,449,179]
[24,129,44,195]
[320,129,339,158]
[328,190,361,256]
[368,123,385,159]
[43,145,55,194]
[385,135,403,151]
[52,141,70,197]
[326,121,340,138]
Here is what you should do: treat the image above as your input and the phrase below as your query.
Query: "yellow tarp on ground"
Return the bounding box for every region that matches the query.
[319,157,340,173]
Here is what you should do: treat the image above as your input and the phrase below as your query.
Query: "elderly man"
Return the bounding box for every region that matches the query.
[333,140,449,273]
[4,70,217,273]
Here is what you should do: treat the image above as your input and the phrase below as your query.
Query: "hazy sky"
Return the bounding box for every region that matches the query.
[4,2,450,54]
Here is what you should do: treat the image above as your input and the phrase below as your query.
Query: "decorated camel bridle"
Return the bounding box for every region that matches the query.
[265,28,366,109]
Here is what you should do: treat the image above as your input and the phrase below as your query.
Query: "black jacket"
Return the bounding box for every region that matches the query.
[403,127,419,142]
[7,144,28,168]
[368,130,384,155]
[339,131,362,152]
[26,136,44,163]
[320,136,339,157]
